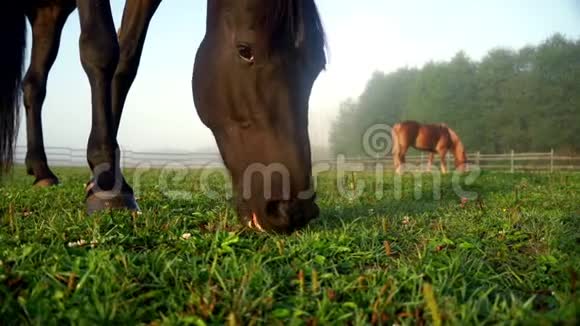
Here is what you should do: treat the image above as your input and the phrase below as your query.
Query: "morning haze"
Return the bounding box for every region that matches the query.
[15,0,580,154]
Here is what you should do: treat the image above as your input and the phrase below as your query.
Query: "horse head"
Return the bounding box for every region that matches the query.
[192,0,326,233]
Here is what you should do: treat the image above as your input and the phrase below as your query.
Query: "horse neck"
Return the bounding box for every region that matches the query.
[448,128,464,158]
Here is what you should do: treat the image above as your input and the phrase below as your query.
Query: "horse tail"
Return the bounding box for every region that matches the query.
[0,4,27,174]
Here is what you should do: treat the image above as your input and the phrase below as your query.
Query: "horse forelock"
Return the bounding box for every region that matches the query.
[261,0,326,63]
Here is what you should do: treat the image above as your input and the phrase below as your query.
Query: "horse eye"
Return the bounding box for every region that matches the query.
[237,44,254,63]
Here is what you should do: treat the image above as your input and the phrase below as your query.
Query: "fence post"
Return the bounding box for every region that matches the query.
[420,152,424,169]
[121,150,130,170]
[510,150,514,173]
[476,151,480,167]
[550,148,554,173]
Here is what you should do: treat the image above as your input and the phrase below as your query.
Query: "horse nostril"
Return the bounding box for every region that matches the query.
[265,200,279,217]
[266,200,290,218]
[261,198,319,232]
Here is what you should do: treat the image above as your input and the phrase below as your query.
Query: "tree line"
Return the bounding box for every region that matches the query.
[329,34,580,156]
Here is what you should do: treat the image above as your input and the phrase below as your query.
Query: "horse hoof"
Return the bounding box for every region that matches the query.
[86,191,140,215]
[33,177,60,188]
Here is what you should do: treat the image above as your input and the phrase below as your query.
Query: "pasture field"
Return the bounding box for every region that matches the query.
[1,167,578,325]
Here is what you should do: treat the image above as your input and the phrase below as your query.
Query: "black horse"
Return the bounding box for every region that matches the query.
[0,0,326,234]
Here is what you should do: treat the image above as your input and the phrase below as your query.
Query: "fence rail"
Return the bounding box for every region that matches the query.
[13,146,580,172]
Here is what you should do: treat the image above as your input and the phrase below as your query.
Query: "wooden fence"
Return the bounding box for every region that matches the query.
[323,150,580,172]
[13,146,580,172]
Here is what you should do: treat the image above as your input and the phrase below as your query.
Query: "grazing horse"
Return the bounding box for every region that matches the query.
[0,0,326,234]
[391,120,467,174]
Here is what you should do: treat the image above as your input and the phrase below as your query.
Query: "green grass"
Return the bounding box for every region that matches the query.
[1,167,579,325]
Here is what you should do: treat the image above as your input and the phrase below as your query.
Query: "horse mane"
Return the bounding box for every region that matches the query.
[262,0,327,63]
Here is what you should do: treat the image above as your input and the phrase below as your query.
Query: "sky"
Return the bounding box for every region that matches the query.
[16,0,580,153]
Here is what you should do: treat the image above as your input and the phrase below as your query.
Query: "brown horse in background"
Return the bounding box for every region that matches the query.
[391,121,467,174]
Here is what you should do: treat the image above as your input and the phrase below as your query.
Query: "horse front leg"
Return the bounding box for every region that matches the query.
[23,3,74,187]
[393,153,401,175]
[426,152,434,172]
[439,150,448,174]
[76,0,138,213]
[395,156,403,175]
[112,0,161,136]
[394,148,406,175]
